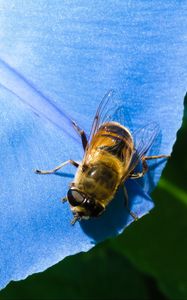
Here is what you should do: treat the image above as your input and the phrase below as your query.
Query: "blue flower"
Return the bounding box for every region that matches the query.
[0,1,186,290]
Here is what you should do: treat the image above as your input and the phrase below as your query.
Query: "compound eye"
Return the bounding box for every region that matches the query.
[67,189,84,206]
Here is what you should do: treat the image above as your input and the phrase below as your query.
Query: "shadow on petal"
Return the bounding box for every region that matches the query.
[54,172,74,179]
[80,180,154,243]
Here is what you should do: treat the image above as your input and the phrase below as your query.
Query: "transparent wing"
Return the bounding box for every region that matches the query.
[88,90,115,142]
[84,90,133,164]
[0,58,81,142]
[128,122,160,172]
[88,90,132,142]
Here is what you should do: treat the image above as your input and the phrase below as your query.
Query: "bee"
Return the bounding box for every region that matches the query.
[34,90,170,225]
[0,59,169,224]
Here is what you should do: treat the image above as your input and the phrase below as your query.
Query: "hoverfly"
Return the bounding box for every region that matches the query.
[0,59,169,225]
[34,91,169,224]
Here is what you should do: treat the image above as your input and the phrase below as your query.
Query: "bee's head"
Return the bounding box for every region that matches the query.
[67,188,105,223]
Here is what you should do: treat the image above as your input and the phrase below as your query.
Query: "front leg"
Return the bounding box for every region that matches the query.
[71,214,81,225]
[35,159,79,175]
[61,197,68,203]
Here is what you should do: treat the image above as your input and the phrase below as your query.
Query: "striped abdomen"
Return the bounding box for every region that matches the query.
[96,122,134,166]
[74,122,134,204]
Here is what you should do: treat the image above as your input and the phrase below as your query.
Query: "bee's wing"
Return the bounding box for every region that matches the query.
[0,58,82,142]
[89,90,133,142]
[128,122,160,173]
[88,89,115,142]
[84,90,133,164]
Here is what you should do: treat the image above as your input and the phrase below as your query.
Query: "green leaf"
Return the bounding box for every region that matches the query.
[111,186,187,300]
[0,244,152,300]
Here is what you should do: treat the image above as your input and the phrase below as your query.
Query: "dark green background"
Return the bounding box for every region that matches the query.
[1,95,187,300]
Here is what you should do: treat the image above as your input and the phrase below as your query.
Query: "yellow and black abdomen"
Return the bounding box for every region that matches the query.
[76,122,134,205]
[97,122,134,168]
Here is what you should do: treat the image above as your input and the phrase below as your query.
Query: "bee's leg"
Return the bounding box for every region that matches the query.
[72,121,88,151]
[144,154,170,160]
[61,197,68,203]
[34,159,79,175]
[129,154,170,179]
[129,159,148,179]
[123,186,138,221]
[71,214,81,225]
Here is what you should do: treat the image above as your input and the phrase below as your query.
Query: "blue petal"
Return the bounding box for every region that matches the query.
[0,0,186,290]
